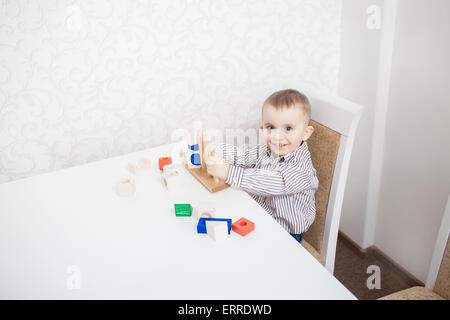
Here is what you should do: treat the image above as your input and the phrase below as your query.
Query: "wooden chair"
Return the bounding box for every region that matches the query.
[298,85,364,274]
[378,195,450,300]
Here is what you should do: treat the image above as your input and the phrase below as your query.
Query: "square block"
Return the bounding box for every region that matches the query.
[162,171,183,192]
[188,144,199,151]
[197,218,232,234]
[174,204,192,217]
[232,217,255,236]
[205,220,229,241]
[128,157,151,175]
[195,202,216,220]
[159,157,172,170]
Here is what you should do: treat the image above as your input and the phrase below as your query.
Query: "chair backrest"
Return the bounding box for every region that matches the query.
[300,84,364,273]
[304,121,340,256]
[433,236,449,299]
[426,194,450,299]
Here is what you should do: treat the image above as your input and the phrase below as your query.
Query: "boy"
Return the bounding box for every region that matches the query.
[205,89,319,243]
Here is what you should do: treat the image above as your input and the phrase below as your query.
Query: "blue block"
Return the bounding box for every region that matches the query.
[188,144,199,151]
[197,218,232,234]
[190,153,201,166]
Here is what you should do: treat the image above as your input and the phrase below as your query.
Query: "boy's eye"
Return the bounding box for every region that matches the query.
[266,125,274,130]
[286,126,292,131]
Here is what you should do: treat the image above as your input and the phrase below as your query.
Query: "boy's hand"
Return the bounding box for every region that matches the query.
[205,155,230,181]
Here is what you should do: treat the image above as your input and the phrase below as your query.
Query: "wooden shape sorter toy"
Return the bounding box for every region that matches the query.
[187,128,229,193]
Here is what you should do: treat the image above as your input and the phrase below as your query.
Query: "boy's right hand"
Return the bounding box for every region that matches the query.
[204,154,230,182]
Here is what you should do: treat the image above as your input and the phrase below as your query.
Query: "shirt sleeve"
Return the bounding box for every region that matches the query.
[225,161,317,196]
[216,143,261,168]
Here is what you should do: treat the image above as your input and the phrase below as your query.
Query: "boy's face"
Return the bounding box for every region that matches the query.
[260,104,314,157]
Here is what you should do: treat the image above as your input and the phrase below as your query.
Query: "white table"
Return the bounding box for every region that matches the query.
[0,143,356,299]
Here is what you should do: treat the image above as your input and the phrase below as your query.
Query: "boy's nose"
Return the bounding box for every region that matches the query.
[270,129,283,141]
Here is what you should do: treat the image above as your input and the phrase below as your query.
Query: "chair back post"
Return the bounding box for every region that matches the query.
[425,194,450,291]
[322,134,355,273]
[302,84,364,274]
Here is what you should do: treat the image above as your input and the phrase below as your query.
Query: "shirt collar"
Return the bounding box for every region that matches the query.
[265,141,307,162]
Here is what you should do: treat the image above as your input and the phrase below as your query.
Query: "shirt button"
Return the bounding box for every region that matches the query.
[279,157,285,163]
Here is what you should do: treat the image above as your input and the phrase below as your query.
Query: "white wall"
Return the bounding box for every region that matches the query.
[375,0,450,282]
[339,0,450,282]
[0,0,342,183]
[338,0,382,246]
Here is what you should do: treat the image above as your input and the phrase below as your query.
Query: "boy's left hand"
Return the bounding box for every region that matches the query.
[205,155,230,181]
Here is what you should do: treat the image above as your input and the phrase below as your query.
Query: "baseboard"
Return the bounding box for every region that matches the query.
[370,246,425,287]
[338,230,425,287]
[338,230,373,253]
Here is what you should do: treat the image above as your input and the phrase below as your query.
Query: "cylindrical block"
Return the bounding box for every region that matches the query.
[115,178,136,197]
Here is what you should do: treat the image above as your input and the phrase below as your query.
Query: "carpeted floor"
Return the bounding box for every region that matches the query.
[333,233,423,300]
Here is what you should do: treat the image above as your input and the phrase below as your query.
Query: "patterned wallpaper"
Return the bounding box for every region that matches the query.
[0,0,342,183]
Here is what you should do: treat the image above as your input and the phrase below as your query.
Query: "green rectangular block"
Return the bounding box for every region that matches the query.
[174,204,192,217]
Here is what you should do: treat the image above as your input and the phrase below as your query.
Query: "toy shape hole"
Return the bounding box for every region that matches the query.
[239,221,247,227]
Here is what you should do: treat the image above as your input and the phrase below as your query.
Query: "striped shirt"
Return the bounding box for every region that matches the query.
[217,141,319,234]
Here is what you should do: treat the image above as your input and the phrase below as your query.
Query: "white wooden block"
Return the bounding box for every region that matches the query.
[162,165,183,192]
[195,202,216,220]
[168,141,188,168]
[128,157,152,175]
[115,178,136,197]
[162,163,177,174]
[178,151,187,168]
[205,220,229,241]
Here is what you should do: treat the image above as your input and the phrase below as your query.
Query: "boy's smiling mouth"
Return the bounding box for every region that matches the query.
[272,143,288,149]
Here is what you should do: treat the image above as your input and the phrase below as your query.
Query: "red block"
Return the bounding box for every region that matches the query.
[159,157,172,170]
[232,217,255,237]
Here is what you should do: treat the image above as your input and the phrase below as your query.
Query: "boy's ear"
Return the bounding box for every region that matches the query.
[302,125,314,141]
[259,124,263,130]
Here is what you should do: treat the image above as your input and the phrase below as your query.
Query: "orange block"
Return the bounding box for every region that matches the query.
[159,157,172,170]
[232,217,255,237]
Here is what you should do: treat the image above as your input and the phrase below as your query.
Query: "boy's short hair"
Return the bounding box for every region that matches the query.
[263,89,311,123]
